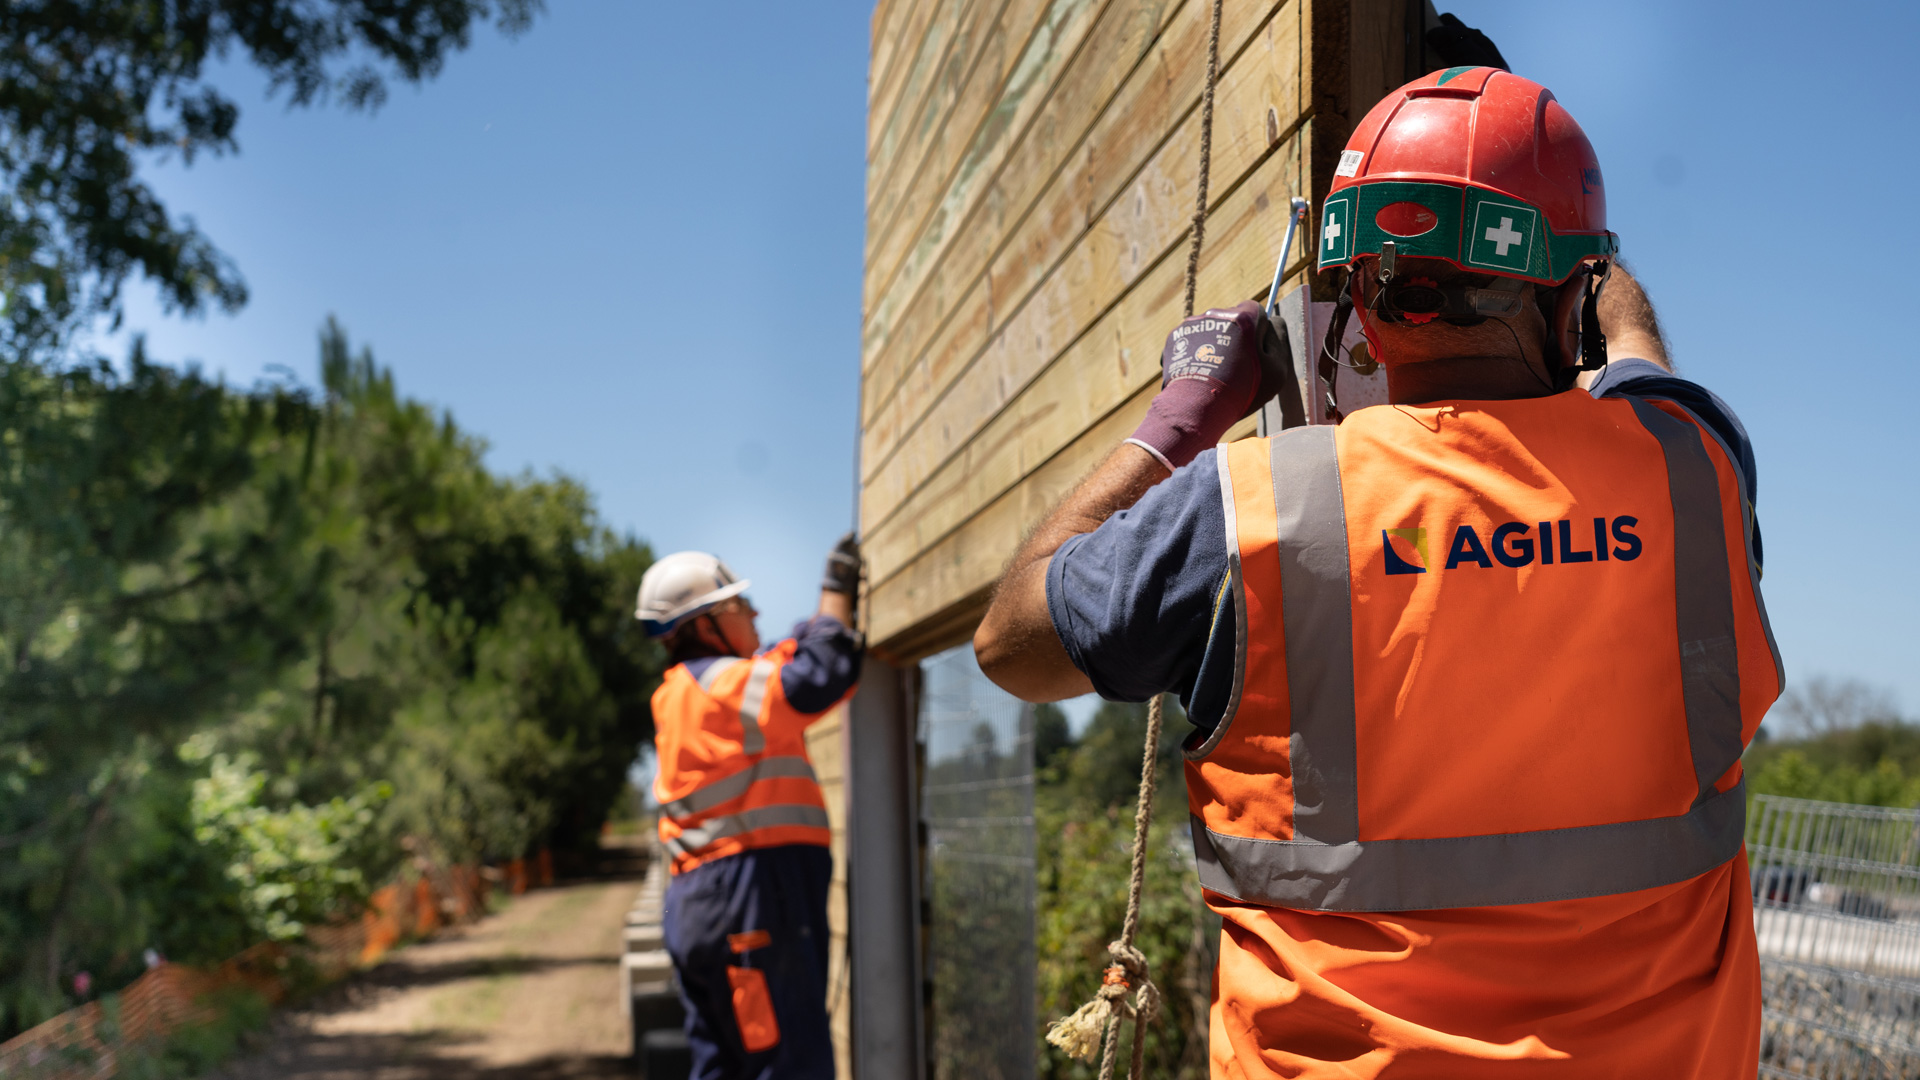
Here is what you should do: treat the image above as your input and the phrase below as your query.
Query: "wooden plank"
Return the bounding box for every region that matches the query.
[803,708,851,1079]
[866,0,1016,237]
[867,0,973,186]
[859,23,1304,534]
[867,402,1263,656]
[860,0,1292,432]
[869,584,995,667]
[1305,0,1345,301]
[863,160,1305,591]
[859,0,1295,481]
[862,0,1108,311]
[859,0,1186,387]
[868,0,916,112]
[866,379,1153,647]
[864,138,1304,588]
[1349,0,1412,115]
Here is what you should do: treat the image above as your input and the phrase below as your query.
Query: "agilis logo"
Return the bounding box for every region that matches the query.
[1383,517,1643,576]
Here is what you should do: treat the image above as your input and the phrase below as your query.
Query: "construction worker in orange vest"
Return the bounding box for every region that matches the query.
[976,67,1780,1079]
[639,535,863,1080]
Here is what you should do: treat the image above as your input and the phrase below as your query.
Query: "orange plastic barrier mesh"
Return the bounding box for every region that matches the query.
[0,853,546,1079]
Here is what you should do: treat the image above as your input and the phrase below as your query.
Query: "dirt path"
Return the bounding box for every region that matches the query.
[213,873,643,1080]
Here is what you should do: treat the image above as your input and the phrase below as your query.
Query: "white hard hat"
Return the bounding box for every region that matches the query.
[636,551,751,637]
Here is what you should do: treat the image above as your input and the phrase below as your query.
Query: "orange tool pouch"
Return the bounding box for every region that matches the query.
[726,929,779,1053]
[726,965,780,1052]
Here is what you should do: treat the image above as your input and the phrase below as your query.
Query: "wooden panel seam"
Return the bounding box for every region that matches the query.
[864,140,1304,591]
[868,0,919,116]
[862,0,1115,310]
[862,136,1304,572]
[868,0,964,168]
[858,0,1296,462]
[859,13,1305,525]
[859,0,1291,390]
[866,0,1013,234]
[868,0,979,206]
[859,0,1193,383]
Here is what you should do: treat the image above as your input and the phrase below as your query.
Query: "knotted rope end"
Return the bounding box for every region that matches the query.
[1046,997,1113,1061]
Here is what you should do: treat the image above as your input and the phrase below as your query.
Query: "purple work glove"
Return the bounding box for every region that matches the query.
[1126,300,1270,470]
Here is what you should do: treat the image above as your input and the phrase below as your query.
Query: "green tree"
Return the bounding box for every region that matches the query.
[0,0,541,353]
[0,350,318,1023]
[1036,700,1212,1079]
[0,323,663,1037]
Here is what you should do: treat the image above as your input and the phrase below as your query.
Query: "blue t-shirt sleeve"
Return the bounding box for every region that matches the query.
[1045,448,1238,731]
[1589,357,1763,569]
[778,615,864,715]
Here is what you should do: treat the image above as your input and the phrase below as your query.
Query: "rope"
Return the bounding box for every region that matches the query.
[1180,0,1226,322]
[1046,3,1223,1074]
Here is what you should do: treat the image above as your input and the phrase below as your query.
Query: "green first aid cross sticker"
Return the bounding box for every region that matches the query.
[1318,191,1356,267]
[1466,199,1538,273]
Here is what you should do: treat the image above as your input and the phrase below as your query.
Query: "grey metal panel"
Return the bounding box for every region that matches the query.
[846,660,925,1080]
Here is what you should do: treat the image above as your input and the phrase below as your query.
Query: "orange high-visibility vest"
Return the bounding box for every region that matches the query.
[1192,391,1781,1075]
[652,638,838,874]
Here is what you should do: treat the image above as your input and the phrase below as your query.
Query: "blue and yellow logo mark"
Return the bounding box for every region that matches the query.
[1382,527,1428,575]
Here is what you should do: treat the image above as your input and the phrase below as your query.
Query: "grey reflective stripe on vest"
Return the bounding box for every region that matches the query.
[1271,426,1359,844]
[1626,397,1745,802]
[661,755,819,819]
[736,659,775,756]
[663,803,831,859]
[694,656,744,693]
[1193,780,1747,911]
[1193,406,1749,911]
[691,656,775,757]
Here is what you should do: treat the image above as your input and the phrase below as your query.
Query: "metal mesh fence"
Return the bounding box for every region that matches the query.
[1749,794,1920,1078]
[920,644,1036,1080]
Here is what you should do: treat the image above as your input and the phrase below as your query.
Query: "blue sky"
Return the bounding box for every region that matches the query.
[94,2,874,647]
[96,1,1916,716]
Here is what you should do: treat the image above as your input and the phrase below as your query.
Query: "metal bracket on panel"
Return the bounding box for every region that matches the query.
[1259,285,1389,431]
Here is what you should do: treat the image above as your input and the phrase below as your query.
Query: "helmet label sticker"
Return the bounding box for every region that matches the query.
[1466,200,1538,274]
[1336,149,1365,178]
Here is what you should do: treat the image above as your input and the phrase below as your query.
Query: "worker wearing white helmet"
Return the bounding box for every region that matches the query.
[639,535,863,1080]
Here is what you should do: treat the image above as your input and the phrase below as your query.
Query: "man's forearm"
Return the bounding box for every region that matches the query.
[818,588,853,626]
[974,442,1169,701]
[1596,262,1670,371]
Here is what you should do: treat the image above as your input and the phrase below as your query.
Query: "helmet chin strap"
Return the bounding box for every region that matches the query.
[1319,270,1358,423]
[1579,261,1610,373]
[700,611,748,658]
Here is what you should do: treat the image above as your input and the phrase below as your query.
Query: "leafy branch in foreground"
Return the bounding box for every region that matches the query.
[0,0,542,354]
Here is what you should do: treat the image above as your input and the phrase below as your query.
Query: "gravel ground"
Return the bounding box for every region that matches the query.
[212,861,644,1080]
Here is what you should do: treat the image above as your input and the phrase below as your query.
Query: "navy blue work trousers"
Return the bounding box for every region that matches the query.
[663,843,834,1080]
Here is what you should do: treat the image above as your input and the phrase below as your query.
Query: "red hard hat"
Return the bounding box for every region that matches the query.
[1317,67,1617,285]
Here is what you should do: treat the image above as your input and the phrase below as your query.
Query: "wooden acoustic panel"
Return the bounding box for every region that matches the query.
[862,0,1406,658]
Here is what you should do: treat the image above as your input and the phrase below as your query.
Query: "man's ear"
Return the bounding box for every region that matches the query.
[1548,276,1587,373]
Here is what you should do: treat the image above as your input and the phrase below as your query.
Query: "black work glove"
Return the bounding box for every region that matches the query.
[1425,13,1508,72]
[822,532,862,598]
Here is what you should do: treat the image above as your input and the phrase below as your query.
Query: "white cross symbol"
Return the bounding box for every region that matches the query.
[1323,214,1342,252]
[1485,216,1524,256]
